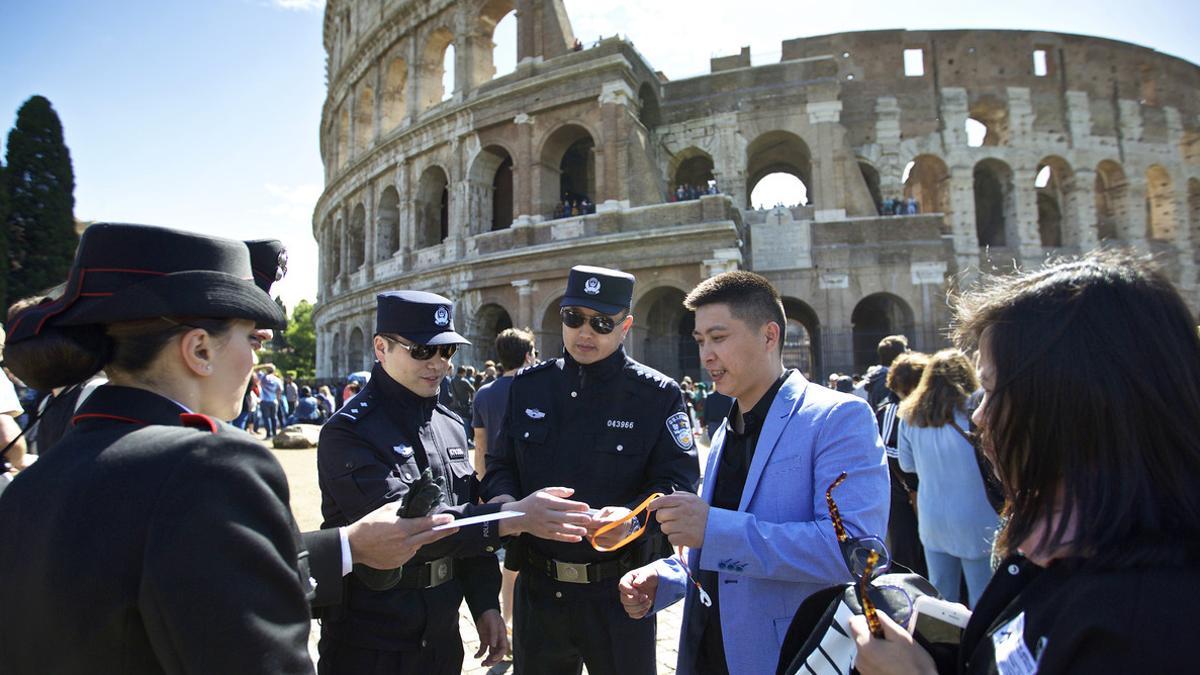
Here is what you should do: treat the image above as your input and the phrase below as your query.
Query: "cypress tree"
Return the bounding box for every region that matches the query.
[0,161,9,313]
[4,95,77,304]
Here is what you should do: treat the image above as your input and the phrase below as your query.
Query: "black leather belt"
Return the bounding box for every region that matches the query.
[395,556,454,589]
[522,547,635,584]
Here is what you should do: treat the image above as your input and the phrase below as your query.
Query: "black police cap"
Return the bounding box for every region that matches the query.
[376,291,469,346]
[6,223,287,344]
[560,265,634,316]
[246,239,288,293]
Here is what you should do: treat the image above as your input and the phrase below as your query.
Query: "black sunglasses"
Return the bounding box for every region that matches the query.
[560,308,624,335]
[381,335,457,361]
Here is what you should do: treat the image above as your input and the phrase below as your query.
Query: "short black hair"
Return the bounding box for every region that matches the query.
[495,327,535,371]
[877,334,909,367]
[684,271,786,354]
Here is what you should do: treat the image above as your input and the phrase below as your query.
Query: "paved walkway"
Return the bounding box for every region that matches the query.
[276,436,712,674]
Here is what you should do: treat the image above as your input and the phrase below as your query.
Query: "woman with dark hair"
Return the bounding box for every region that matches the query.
[897,349,999,606]
[851,252,1200,673]
[0,224,453,674]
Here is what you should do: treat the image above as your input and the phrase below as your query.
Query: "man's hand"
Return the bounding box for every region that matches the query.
[346,503,457,569]
[651,492,709,549]
[498,487,592,542]
[586,505,633,549]
[618,565,659,619]
[473,608,509,667]
[848,610,938,675]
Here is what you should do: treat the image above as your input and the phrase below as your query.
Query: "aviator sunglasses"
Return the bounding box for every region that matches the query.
[559,308,625,335]
[380,334,458,360]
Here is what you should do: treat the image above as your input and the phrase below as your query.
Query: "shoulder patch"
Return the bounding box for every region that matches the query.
[516,358,561,378]
[179,413,219,433]
[666,411,694,450]
[335,390,377,423]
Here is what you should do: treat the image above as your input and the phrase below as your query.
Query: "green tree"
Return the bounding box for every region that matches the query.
[261,299,317,380]
[0,161,9,312]
[5,95,77,304]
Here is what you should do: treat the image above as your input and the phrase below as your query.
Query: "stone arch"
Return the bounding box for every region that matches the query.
[858,160,883,214]
[539,123,597,216]
[468,145,515,233]
[1095,160,1129,240]
[851,293,915,373]
[903,154,950,227]
[330,217,343,280]
[348,326,366,373]
[348,203,366,271]
[1035,156,1077,248]
[330,331,344,379]
[416,165,450,247]
[336,105,349,170]
[633,286,694,380]
[472,302,514,363]
[1145,164,1177,241]
[380,56,407,133]
[420,26,456,111]
[538,295,566,361]
[377,186,400,260]
[671,147,715,194]
[967,95,1009,147]
[973,158,1016,247]
[477,0,517,81]
[746,130,813,207]
[782,297,820,378]
[638,82,661,129]
[353,82,373,155]
[1189,178,1200,257]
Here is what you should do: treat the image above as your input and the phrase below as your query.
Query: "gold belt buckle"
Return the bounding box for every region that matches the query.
[427,557,452,588]
[553,560,591,584]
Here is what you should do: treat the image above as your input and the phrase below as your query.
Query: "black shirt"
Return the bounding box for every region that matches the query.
[699,370,791,674]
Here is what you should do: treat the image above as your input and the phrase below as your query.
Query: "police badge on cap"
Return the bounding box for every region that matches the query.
[376,291,469,346]
[561,265,634,316]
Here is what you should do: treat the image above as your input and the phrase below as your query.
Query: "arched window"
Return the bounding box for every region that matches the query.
[634,287,695,380]
[746,131,812,208]
[381,57,407,133]
[416,166,450,247]
[473,304,514,363]
[480,1,517,80]
[858,161,883,214]
[539,125,596,216]
[672,148,715,198]
[377,187,400,260]
[420,27,455,111]
[348,204,366,271]
[1095,160,1129,241]
[348,327,366,372]
[782,297,821,378]
[903,155,950,230]
[1146,165,1177,241]
[850,294,914,373]
[353,83,373,155]
[973,159,1015,247]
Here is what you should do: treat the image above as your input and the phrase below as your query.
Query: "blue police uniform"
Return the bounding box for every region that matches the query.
[482,266,701,675]
[316,292,503,675]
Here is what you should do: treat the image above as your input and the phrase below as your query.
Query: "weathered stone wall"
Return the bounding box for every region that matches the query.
[313,1,1200,380]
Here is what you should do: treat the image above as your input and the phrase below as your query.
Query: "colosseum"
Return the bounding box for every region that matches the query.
[312,0,1200,383]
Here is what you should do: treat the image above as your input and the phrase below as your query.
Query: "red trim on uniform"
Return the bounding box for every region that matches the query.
[71,413,147,427]
[179,413,219,433]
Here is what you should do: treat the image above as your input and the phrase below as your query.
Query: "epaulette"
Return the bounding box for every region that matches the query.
[627,361,674,390]
[335,390,377,423]
[179,413,220,433]
[515,358,560,378]
[436,402,464,424]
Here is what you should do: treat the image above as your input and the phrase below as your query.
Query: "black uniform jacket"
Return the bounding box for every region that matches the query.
[934,552,1200,673]
[0,385,315,675]
[316,363,501,650]
[481,345,700,566]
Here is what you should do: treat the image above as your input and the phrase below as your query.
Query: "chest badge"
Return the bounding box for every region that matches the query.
[666,412,694,450]
[392,444,414,458]
[606,419,634,430]
[448,446,466,460]
[525,408,546,419]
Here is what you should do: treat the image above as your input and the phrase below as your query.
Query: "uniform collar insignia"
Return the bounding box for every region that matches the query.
[525,408,545,419]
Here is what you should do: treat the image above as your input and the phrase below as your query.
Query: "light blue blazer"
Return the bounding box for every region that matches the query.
[649,371,889,675]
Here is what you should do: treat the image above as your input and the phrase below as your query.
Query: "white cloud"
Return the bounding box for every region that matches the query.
[263,182,323,224]
[269,0,324,11]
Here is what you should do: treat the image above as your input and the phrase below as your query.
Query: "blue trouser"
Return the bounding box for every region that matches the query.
[924,547,993,608]
[260,400,279,437]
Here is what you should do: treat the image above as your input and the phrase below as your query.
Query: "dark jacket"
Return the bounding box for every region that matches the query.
[0,385,315,674]
[938,552,1200,673]
[316,363,501,651]
[481,345,700,566]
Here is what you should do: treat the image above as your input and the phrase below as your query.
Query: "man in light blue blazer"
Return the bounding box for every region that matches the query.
[619,271,889,675]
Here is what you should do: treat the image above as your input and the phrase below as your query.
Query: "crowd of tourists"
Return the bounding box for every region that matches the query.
[670,181,721,202]
[1,223,1196,675]
[881,195,920,216]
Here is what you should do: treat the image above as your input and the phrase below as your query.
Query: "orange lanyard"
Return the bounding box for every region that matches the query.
[588,492,664,552]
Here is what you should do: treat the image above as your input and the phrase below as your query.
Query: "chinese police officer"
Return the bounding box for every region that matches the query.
[316,291,508,674]
[482,265,701,674]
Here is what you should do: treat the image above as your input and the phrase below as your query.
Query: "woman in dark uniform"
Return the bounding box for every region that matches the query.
[849,252,1200,674]
[0,223,319,673]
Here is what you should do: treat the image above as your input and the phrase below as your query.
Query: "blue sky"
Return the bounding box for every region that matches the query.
[2,0,1197,307]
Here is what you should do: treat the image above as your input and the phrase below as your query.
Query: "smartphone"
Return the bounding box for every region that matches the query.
[912,596,971,644]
